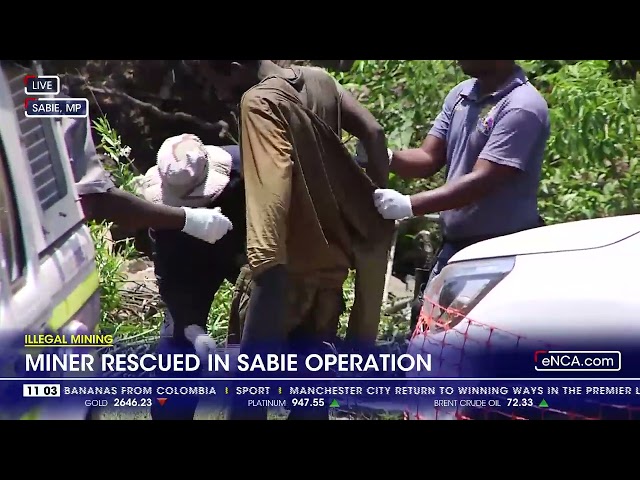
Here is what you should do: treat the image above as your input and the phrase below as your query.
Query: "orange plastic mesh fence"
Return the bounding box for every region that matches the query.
[402,296,637,421]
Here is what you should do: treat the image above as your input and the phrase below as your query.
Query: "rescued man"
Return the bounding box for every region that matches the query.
[202,60,395,420]
[140,134,246,420]
[373,60,549,321]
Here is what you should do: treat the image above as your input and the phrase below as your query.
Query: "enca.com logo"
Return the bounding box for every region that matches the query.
[534,350,622,372]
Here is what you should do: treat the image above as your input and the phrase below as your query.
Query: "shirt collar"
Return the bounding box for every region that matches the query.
[460,66,528,102]
[257,60,297,82]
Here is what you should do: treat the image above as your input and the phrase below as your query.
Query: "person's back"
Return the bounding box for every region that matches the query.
[292,66,342,134]
[240,66,394,341]
[240,67,352,287]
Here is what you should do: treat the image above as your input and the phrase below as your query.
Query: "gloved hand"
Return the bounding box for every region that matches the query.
[184,325,217,363]
[373,188,414,220]
[181,206,232,244]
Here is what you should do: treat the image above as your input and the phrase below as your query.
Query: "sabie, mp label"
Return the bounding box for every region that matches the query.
[25,98,88,118]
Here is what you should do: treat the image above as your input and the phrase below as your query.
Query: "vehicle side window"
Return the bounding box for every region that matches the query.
[0,137,26,284]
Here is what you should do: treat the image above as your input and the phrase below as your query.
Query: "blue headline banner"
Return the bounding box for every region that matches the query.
[4,334,640,419]
[5,335,640,378]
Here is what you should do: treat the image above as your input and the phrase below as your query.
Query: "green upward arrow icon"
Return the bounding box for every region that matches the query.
[539,399,549,408]
[329,399,340,408]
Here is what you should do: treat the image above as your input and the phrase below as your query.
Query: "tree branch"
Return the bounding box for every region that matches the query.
[60,74,236,143]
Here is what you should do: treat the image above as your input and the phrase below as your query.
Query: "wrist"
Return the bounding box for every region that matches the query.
[406,194,415,217]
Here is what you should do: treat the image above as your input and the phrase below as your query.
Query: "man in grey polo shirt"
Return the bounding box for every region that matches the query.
[374,60,549,279]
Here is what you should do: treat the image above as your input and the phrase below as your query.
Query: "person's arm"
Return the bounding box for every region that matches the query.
[62,116,230,241]
[339,87,389,187]
[237,88,293,345]
[388,86,459,180]
[80,189,186,230]
[390,135,447,179]
[409,108,545,216]
[60,115,185,230]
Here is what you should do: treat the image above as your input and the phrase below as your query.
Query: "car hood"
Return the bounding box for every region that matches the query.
[450,214,640,263]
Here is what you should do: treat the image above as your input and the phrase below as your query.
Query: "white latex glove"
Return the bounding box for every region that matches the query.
[373,188,414,220]
[184,325,217,363]
[181,206,232,244]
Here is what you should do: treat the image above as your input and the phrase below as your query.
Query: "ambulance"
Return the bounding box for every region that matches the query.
[0,60,100,420]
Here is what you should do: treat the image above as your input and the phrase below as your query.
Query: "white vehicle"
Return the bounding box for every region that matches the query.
[0,60,100,420]
[406,214,640,420]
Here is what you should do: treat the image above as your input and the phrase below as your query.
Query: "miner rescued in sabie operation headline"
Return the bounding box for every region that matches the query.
[24,352,433,373]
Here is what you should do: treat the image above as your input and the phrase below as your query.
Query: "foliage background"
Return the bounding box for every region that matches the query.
[91,60,640,345]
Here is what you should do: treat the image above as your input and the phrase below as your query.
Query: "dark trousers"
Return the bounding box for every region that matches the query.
[227,324,338,421]
[227,285,344,421]
[149,229,241,421]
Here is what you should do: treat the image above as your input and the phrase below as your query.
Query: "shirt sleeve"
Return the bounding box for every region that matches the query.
[428,86,463,141]
[479,108,546,171]
[60,115,115,196]
[240,88,294,275]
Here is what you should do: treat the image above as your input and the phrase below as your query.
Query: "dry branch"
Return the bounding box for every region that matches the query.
[87,85,230,138]
[59,73,233,141]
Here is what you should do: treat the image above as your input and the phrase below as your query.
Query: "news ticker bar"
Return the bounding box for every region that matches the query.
[15,380,640,416]
[4,376,639,382]
[22,75,88,118]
